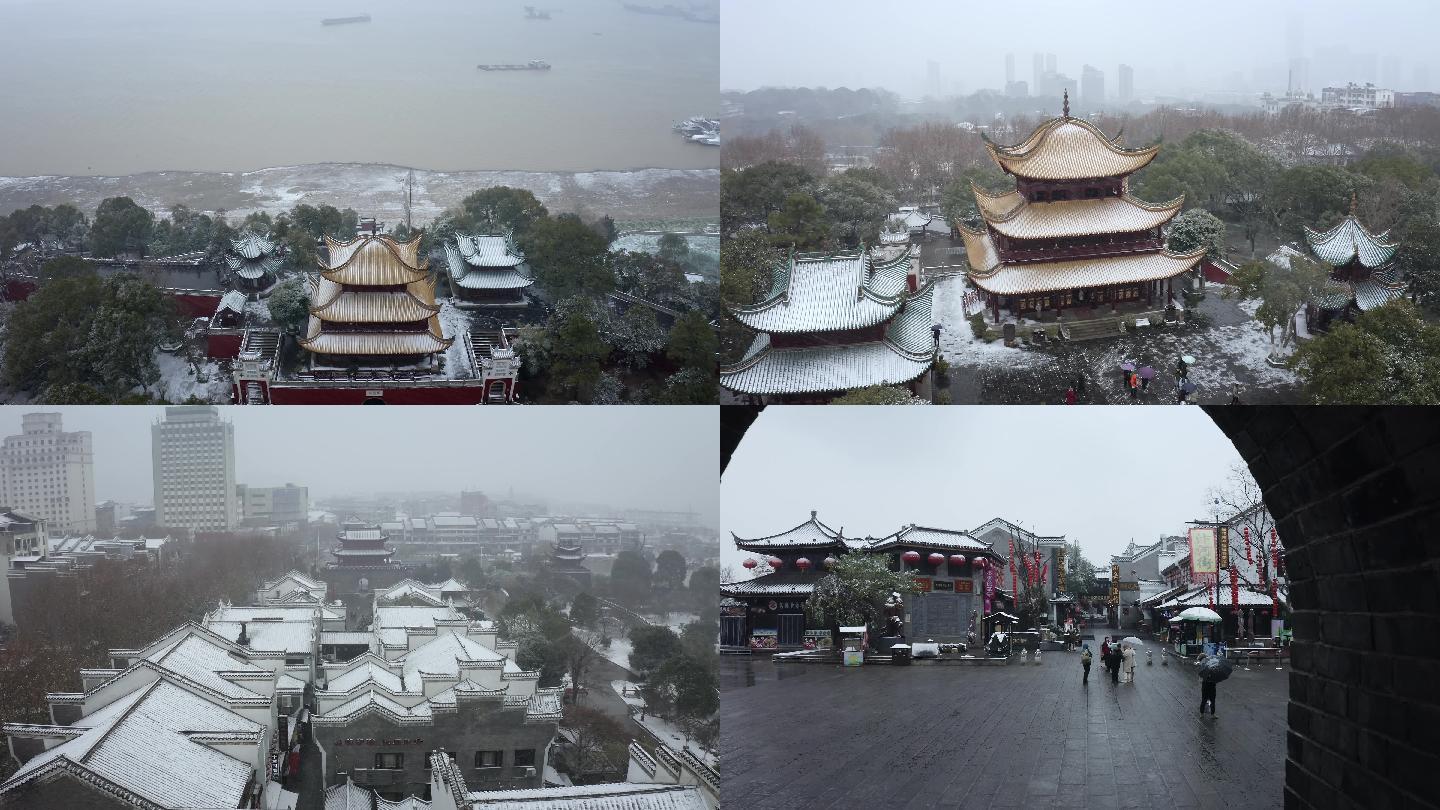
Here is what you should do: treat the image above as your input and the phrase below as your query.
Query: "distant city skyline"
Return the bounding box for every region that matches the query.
[721,0,1439,100]
[0,408,718,524]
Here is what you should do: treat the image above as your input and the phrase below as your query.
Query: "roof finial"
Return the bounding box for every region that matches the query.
[1349,190,1358,216]
[1062,89,1070,118]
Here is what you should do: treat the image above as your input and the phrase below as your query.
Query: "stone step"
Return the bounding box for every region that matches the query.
[1060,317,1129,342]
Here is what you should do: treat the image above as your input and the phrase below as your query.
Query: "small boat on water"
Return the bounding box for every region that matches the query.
[477,60,552,71]
[321,14,370,26]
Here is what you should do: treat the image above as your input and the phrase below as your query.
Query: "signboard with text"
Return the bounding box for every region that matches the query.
[1189,527,1217,575]
[1217,526,1230,567]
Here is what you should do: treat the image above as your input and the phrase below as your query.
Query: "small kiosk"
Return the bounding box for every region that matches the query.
[840,626,866,667]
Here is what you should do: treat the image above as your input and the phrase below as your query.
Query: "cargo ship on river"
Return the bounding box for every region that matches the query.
[477,60,552,71]
[321,14,371,26]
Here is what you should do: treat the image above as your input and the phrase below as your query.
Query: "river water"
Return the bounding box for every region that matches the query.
[0,0,718,175]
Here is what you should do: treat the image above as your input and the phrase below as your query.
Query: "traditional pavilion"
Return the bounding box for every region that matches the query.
[225,231,282,294]
[960,91,1207,330]
[1304,194,1404,328]
[721,513,1010,651]
[299,233,452,367]
[329,520,398,569]
[443,232,534,305]
[721,512,861,650]
[719,247,936,402]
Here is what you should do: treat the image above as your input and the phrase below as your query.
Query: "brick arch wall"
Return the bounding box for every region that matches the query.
[1206,407,1440,810]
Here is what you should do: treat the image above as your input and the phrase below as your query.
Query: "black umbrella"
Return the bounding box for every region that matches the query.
[1198,655,1233,683]
[1181,380,1198,395]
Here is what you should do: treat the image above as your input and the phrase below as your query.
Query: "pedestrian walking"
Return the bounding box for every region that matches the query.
[1081,644,1093,684]
[1177,354,1189,379]
[1100,637,1111,660]
[1200,679,1217,716]
[1129,373,1139,400]
[1122,644,1136,684]
[1065,386,1077,405]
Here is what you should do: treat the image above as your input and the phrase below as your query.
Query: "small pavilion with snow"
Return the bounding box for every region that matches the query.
[1304,195,1405,329]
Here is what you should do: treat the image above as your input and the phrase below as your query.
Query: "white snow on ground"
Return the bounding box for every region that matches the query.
[635,713,719,769]
[151,350,231,403]
[933,275,1046,369]
[600,637,633,672]
[612,233,719,261]
[610,681,719,769]
[437,300,475,379]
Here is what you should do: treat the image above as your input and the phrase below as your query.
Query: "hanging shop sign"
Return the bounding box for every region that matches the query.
[1109,564,1120,606]
[1056,547,1066,593]
[1217,526,1230,567]
[1189,527,1217,576]
[953,579,973,593]
[335,738,424,747]
[931,579,953,592]
[913,577,932,592]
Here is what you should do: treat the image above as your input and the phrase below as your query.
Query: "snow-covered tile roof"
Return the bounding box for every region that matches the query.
[206,620,315,654]
[719,572,822,597]
[731,249,912,334]
[400,631,505,679]
[1304,214,1397,269]
[444,243,534,290]
[454,233,526,267]
[467,783,708,810]
[732,515,841,549]
[722,280,937,394]
[143,633,273,699]
[866,525,994,553]
[0,680,262,808]
[327,660,405,693]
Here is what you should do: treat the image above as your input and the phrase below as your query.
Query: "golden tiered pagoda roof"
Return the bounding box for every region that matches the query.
[974,182,1184,241]
[960,224,1206,296]
[298,232,452,357]
[984,116,1159,181]
[308,276,441,323]
[297,314,451,356]
[319,234,429,285]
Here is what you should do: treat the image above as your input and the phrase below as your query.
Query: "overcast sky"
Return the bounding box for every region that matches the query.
[0,407,717,522]
[721,0,1437,98]
[720,407,1248,574]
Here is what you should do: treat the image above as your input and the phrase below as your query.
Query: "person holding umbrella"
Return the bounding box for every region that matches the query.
[1198,655,1233,716]
[1138,365,1154,392]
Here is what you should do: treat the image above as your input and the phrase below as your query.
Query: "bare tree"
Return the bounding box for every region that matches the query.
[1207,462,1290,604]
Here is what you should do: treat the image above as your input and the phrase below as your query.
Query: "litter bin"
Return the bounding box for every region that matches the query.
[890,643,912,666]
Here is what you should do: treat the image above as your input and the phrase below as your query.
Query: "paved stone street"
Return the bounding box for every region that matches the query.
[721,635,1287,809]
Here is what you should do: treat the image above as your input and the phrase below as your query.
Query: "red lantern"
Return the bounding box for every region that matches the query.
[973,556,986,569]
[796,557,812,571]
[1244,526,1252,564]
[767,556,783,569]
[928,552,945,567]
[901,550,921,565]
[823,556,838,569]
[950,554,967,567]
[742,558,758,570]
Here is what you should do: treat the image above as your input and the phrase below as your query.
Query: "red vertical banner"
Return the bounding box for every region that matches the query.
[1244,526,1252,564]
[1009,537,1017,596]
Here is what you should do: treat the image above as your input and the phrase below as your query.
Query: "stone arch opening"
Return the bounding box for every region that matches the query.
[720,406,1440,809]
[362,397,385,405]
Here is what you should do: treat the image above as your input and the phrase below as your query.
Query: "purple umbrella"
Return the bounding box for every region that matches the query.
[1138,366,1156,380]
[1120,362,1136,372]
[1181,380,1198,394]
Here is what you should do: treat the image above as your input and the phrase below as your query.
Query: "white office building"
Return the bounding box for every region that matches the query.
[151,406,237,532]
[0,413,96,534]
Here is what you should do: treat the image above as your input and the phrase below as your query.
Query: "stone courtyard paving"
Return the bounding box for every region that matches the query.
[932,274,1303,405]
[720,638,1287,810]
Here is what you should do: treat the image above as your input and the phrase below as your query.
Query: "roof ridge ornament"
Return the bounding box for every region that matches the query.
[1062,89,1070,118]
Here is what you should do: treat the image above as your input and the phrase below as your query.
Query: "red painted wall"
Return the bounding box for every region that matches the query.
[2,278,38,301]
[171,292,223,318]
[206,332,244,359]
[264,383,492,405]
[1202,259,1232,284]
